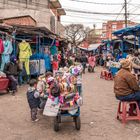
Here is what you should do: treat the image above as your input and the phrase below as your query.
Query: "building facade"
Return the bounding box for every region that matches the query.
[87,29,103,44]
[0,15,37,26]
[0,0,65,36]
[101,20,136,40]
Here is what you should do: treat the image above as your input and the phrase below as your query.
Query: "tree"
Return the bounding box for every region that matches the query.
[65,24,88,48]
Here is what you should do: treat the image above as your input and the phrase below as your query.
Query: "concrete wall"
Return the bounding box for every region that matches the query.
[3,16,37,26]
[0,0,53,30]
[57,21,65,38]
[0,0,65,36]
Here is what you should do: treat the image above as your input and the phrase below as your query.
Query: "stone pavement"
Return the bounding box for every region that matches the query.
[0,67,140,140]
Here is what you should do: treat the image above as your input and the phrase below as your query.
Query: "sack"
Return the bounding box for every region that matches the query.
[43,98,60,116]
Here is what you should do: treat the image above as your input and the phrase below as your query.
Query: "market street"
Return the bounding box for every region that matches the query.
[0,67,140,140]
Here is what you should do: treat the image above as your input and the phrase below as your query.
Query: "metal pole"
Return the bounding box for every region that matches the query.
[124,0,127,28]
[139,36,140,49]
[134,33,136,49]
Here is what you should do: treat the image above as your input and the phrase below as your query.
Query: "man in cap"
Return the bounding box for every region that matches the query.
[114,59,140,109]
[4,56,20,95]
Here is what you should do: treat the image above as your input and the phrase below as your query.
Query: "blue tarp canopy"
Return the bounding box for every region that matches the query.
[113,24,140,37]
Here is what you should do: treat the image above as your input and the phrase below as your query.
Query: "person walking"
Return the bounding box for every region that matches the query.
[88,54,96,72]
[80,53,88,74]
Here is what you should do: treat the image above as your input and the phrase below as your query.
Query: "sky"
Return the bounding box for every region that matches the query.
[59,0,140,29]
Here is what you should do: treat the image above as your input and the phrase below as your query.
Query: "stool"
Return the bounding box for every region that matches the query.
[117,101,140,124]
[105,72,113,80]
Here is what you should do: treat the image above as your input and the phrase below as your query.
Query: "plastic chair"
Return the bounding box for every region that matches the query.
[117,101,140,124]
[105,71,113,80]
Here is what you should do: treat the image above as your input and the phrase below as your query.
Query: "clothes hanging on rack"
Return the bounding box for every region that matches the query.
[19,41,32,75]
[0,39,4,54]
[0,39,4,67]
[50,45,57,55]
[43,53,51,71]
[1,40,13,71]
[56,40,59,47]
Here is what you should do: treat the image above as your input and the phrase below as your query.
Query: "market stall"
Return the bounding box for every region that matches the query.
[113,24,140,54]
[0,24,64,87]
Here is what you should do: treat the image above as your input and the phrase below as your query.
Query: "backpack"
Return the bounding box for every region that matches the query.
[50,82,60,97]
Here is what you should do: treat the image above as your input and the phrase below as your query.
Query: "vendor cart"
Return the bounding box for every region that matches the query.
[54,106,81,132]
[0,77,9,93]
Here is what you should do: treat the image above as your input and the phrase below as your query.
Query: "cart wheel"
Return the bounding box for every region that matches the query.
[75,116,81,130]
[57,115,61,123]
[54,117,59,132]
[73,116,76,121]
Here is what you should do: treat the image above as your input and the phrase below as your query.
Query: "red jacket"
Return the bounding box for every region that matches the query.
[52,61,59,70]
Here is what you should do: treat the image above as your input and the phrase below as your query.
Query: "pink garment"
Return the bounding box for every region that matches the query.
[0,39,4,54]
[56,40,59,47]
[88,56,96,67]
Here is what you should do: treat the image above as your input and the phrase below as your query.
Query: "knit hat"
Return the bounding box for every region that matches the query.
[10,55,17,63]
[120,59,131,69]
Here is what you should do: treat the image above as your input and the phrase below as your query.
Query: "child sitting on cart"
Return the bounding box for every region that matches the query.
[37,74,48,109]
[36,72,53,109]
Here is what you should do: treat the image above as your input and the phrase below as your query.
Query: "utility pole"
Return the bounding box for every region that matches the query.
[124,0,127,28]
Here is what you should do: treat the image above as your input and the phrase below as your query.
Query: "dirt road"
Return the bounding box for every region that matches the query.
[0,67,140,140]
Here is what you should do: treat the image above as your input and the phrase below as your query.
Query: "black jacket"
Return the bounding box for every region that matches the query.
[4,62,19,76]
[27,89,40,109]
[80,56,88,63]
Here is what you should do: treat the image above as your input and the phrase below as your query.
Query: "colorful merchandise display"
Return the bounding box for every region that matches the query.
[43,64,83,117]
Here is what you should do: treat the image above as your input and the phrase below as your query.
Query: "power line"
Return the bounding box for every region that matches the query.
[67,0,123,5]
[65,14,112,21]
[64,8,140,16]
[68,0,140,7]
[128,0,132,3]
[115,4,125,20]
[61,20,103,24]
[128,2,140,21]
